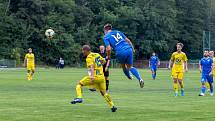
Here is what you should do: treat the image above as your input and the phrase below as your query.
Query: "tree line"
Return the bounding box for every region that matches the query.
[0,0,214,65]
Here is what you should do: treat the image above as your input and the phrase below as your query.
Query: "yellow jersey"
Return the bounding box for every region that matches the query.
[170,52,188,72]
[25,53,35,65]
[212,57,215,74]
[86,52,105,76]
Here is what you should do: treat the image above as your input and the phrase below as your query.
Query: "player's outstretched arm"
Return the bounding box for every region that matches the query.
[125,38,135,52]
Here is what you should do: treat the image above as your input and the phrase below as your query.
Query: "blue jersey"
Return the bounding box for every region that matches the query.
[200,57,213,75]
[150,56,159,66]
[103,30,131,53]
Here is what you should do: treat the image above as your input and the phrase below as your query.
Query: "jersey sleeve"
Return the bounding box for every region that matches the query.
[183,53,188,61]
[170,53,175,61]
[24,54,28,59]
[199,60,202,66]
[86,56,94,68]
[103,36,110,47]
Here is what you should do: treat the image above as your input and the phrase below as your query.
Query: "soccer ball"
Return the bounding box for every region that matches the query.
[45,29,55,39]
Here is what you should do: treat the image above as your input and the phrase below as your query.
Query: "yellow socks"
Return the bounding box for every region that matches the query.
[173,83,179,93]
[76,84,82,98]
[27,73,31,81]
[103,93,114,108]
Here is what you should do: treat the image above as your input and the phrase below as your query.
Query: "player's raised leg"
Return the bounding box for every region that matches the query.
[121,64,132,79]
[127,64,144,88]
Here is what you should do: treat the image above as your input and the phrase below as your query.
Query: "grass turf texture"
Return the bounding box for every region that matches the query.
[0,68,215,121]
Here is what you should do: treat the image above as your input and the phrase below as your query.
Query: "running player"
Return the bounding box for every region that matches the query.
[103,23,144,88]
[70,45,117,112]
[149,52,160,80]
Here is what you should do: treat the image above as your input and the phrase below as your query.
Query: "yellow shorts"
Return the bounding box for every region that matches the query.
[27,64,35,71]
[80,75,106,91]
[172,71,184,80]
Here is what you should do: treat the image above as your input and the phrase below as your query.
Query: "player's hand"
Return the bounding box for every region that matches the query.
[23,64,26,67]
[168,66,171,70]
[199,69,202,73]
[185,68,188,72]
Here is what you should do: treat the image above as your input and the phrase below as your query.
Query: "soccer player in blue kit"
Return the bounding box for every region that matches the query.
[103,23,144,88]
[149,52,160,80]
[199,50,214,96]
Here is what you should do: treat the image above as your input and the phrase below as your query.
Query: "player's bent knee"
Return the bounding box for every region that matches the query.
[78,82,83,86]
[100,90,106,96]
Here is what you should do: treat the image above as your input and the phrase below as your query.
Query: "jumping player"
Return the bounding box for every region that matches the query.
[103,23,144,88]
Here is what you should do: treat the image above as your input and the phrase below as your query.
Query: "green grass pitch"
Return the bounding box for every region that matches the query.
[0,68,215,121]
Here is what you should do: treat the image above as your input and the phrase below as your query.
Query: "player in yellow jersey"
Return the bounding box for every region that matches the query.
[168,43,188,96]
[208,51,215,92]
[24,48,35,81]
[70,45,117,112]
[209,51,215,77]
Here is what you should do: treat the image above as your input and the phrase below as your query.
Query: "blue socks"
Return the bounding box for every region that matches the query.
[201,86,206,94]
[152,73,156,79]
[130,67,142,81]
[123,68,132,79]
[210,83,213,93]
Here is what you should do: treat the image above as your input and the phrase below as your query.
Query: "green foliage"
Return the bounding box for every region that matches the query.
[0,0,213,65]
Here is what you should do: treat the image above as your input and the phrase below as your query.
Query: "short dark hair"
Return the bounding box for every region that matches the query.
[104,23,112,31]
[176,42,184,48]
[82,45,91,51]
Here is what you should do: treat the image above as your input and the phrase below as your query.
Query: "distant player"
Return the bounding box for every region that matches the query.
[99,45,111,91]
[199,50,213,96]
[168,43,188,96]
[70,45,117,112]
[24,48,35,81]
[103,23,144,88]
[149,52,160,80]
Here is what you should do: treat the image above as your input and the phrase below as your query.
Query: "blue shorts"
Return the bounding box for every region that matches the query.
[116,48,133,65]
[150,66,157,71]
[201,74,213,83]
